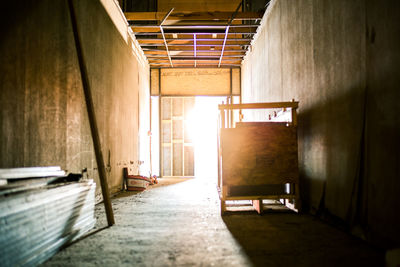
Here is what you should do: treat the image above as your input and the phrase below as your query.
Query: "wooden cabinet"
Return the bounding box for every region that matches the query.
[218,101,301,214]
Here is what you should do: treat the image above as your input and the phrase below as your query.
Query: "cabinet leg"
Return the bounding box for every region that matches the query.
[221,200,226,215]
[252,199,263,214]
[295,183,301,212]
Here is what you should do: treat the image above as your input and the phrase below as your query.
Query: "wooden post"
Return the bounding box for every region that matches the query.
[291,99,298,126]
[252,199,263,214]
[68,0,114,226]
[221,185,228,215]
[220,109,225,129]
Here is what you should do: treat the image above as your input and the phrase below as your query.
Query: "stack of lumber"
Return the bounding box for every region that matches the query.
[0,167,96,266]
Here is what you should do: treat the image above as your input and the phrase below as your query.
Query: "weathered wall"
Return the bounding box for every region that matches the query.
[242,0,400,248]
[0,0,150,196]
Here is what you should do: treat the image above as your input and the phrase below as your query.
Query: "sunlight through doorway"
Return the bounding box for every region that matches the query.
[186,97,225,179]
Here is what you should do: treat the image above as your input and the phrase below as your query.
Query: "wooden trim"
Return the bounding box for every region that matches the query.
[219,101,299,110]
[225,194,297,201]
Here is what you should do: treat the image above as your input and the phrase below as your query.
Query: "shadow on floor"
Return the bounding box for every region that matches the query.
[222,211,384,267]
[113,177,193,199]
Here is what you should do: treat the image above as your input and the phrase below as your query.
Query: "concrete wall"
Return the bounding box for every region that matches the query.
[242,0,400,248]
[0,0,150,196]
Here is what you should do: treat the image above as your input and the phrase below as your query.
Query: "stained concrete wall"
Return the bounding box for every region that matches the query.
[0,0,150,196]
[242,0,400,248]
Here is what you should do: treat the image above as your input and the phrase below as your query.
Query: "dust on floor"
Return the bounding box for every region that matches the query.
[43,178,383,267]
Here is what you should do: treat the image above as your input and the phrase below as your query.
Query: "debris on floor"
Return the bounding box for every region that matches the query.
[0,166,96,266]
[150,175,158,185]
[123,167,151,191]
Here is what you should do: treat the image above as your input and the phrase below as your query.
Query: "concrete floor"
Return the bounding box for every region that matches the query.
[43,178,383,266]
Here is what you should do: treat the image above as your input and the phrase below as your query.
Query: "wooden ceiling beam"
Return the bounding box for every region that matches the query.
[138,41,250,46]
[136,38,252,42]
[131,27,257,34]
[124,12,262,21]
[143,50,246,55]
[142,47,247,52]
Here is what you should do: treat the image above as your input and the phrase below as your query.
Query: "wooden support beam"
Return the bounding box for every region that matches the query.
[68,0,114,226]
[124,11,263,21]
[137,37,252,42]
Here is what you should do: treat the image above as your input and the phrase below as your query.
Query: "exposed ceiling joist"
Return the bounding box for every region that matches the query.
[125,8,264,68]
[124,12,263,21]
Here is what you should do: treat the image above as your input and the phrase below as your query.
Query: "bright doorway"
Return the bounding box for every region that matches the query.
[189,97,225,179]
[159,96,225,179]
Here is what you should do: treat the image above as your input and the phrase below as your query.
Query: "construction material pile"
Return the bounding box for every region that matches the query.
[0,167,96,266]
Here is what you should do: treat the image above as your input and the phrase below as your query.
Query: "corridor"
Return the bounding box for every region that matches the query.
[43,178,383,266]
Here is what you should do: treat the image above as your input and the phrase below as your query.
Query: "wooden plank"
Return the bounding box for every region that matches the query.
[68,0,114,226]
[225,194,296,201]
[219,101,299,110]
[232,68,241,95]
[161,68,231,96]
[184,145,194,176]
[172,98,183,116]
[0,181,96,266]
[161,97,172,119]
[172,143,183,176]
[162,146,171,176]
[124,12,263,21]
[172,120,183,139]
[161,121,171,143]
[0,166,65,179]
[138,39,251,44]
[252,199,263,214]
[221,124,298,186]
[131,26,257,34]
[150,69,160,96]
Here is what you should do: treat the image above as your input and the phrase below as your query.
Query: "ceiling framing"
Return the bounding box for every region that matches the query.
[124,10,264,68]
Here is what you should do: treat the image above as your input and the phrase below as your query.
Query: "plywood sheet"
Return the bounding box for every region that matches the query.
[160,68,231,96]
[162,145,171,176]
[232,68,241,95]
[184,97,195,115]
[172,98,183,116]
[161,121,171,143]
[184,145,194,176]
[161,98,171,120]
[150,69,160,96]
[172,120,183,140]
[221,123,298,186]
[184,120,193,143]
[173,143,183,176]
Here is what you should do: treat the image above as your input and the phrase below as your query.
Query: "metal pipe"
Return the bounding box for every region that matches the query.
[159,8,174,67]
[194,33,197,67]
[149,62,241,66]
[146,55,245,58]
[218,2,243,67]
[149,58,241,61]
[131,24,259,29]
[134,31,255,35]
[140,43,250,47]
[142,48,248,52]
[137,38,252,41]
